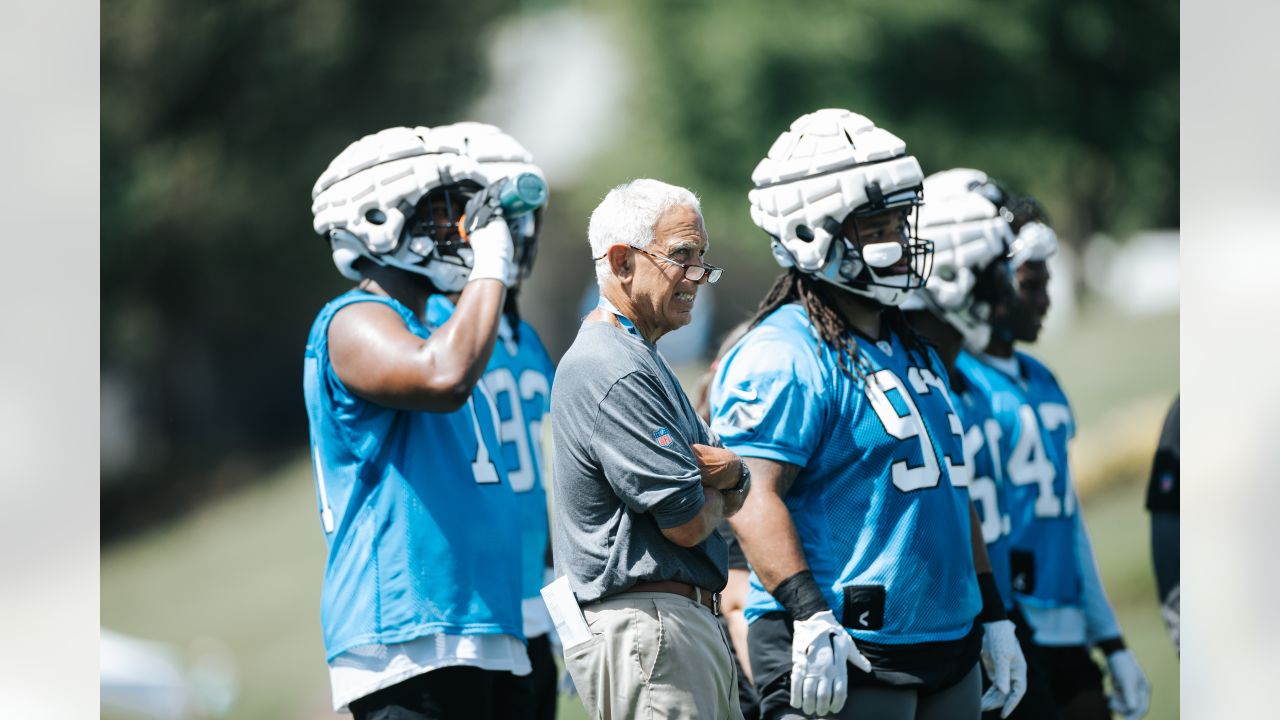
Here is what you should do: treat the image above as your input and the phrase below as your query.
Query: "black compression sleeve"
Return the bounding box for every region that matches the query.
[976,572,1009,623]
[773,570,829,621]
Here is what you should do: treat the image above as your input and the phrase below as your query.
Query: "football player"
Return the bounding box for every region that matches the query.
[710,109,1026,720]
[955,196,1151,720]
[305,126,532,719]
[902,168,1062,719]
[423,122,561,720]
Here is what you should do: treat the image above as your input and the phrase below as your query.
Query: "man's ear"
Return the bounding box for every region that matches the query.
[608,244,633,282]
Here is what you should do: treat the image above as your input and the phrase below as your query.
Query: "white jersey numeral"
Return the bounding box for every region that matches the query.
[480,367,551,493]
[909,367,968,487]
[466,390,501,485]
[866,367,965,492]
[518,369,551,487]
[1007,403,1072,517]
[967,419,1008,544]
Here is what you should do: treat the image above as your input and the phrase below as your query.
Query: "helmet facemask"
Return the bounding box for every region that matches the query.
[381,180,483,293]
[824,186,932,307]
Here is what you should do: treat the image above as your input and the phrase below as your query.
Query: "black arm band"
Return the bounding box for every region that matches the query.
[1095,636,1127,655]
[773,570,829,621]
[976,572,1008,623]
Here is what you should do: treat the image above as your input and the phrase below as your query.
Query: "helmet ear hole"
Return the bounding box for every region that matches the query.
[365,209,387,225]
[795,224,814,242]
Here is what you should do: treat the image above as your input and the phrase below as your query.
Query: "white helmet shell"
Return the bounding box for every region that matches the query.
[422,122,544,186]
[424,122,547,284]
[902,168,1015,350]
[1009,220,1058,268]
[748,108,926,306]
[311,126,489,288]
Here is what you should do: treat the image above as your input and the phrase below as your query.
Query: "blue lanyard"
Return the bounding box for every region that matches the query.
[597,295,644,341]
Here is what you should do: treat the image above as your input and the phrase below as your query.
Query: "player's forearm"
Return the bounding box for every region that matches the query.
[968,502,993,574]
[422,279,506,400]
[729,486,809,592]
[1074,508,1122,641]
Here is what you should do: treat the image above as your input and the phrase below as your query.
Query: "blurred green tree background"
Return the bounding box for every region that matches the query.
[101,0,1176,537]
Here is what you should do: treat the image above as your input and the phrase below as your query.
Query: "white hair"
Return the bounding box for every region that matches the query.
[587,178,702,286]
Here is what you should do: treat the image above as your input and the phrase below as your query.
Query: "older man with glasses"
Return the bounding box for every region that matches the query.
[551,178,748,720]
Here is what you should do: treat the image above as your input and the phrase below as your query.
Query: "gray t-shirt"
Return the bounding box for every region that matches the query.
[550,319,729,604]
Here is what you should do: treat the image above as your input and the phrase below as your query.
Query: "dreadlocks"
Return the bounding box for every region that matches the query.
[747,269,933,379]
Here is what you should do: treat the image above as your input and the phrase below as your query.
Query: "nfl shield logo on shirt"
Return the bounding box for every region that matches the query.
[653,427,673,447]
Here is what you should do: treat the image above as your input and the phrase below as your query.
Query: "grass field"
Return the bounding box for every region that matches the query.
[102,302,1178,719]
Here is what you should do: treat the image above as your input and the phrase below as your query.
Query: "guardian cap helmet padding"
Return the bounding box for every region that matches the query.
[312,126,492,290]
[748,108,930,307]
[902,168,1016,351]
[1005,195,1058,268]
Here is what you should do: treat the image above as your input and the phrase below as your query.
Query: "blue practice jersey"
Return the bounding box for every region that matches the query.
[710,304,980,645]
[304,290,524,662]
[950,375,1014,608]
[429,296,555,601]
[955,350,1080,610]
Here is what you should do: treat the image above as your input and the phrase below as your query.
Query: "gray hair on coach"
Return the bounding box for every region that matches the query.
[588,178,702,286]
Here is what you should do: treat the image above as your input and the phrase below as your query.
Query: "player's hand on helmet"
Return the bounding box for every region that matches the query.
[466,217,514,286]
[1105,649,1150,719]
[979,619,1027,718]
[790,609,871,717]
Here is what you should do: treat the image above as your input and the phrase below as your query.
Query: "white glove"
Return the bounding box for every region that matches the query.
[1106,649,1150,719]
[467,219,514,286]
[790,610,871,717]
[979,620,1027,718]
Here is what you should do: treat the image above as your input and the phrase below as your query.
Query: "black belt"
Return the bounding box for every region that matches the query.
[619,580,721,616]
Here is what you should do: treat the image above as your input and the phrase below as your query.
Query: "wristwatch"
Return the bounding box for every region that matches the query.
[729,460,752,497]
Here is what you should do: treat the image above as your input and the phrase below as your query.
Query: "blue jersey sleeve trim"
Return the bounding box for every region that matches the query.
[722,442,810,467]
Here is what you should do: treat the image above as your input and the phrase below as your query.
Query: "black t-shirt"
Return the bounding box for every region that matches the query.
[1145,396,1180,514]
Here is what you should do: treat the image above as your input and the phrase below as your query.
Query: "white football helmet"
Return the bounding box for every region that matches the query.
[1008,214,1058,269]
[422,122,547,285]
[1001,193,1059,269]
[902,168,1016,351]
[748,108,929,306]
[311,126,491,291]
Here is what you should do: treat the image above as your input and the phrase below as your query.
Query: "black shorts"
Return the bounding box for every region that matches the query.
[748,612,982,720]
[527,634,558,720]
[1035,643,1106,707]
[1008,607,1105,709]
[349,664,535,720]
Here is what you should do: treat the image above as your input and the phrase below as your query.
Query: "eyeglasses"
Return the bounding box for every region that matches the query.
[593,246,722,284]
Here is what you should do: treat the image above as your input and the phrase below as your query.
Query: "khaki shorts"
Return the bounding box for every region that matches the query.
[564,591,744,720]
